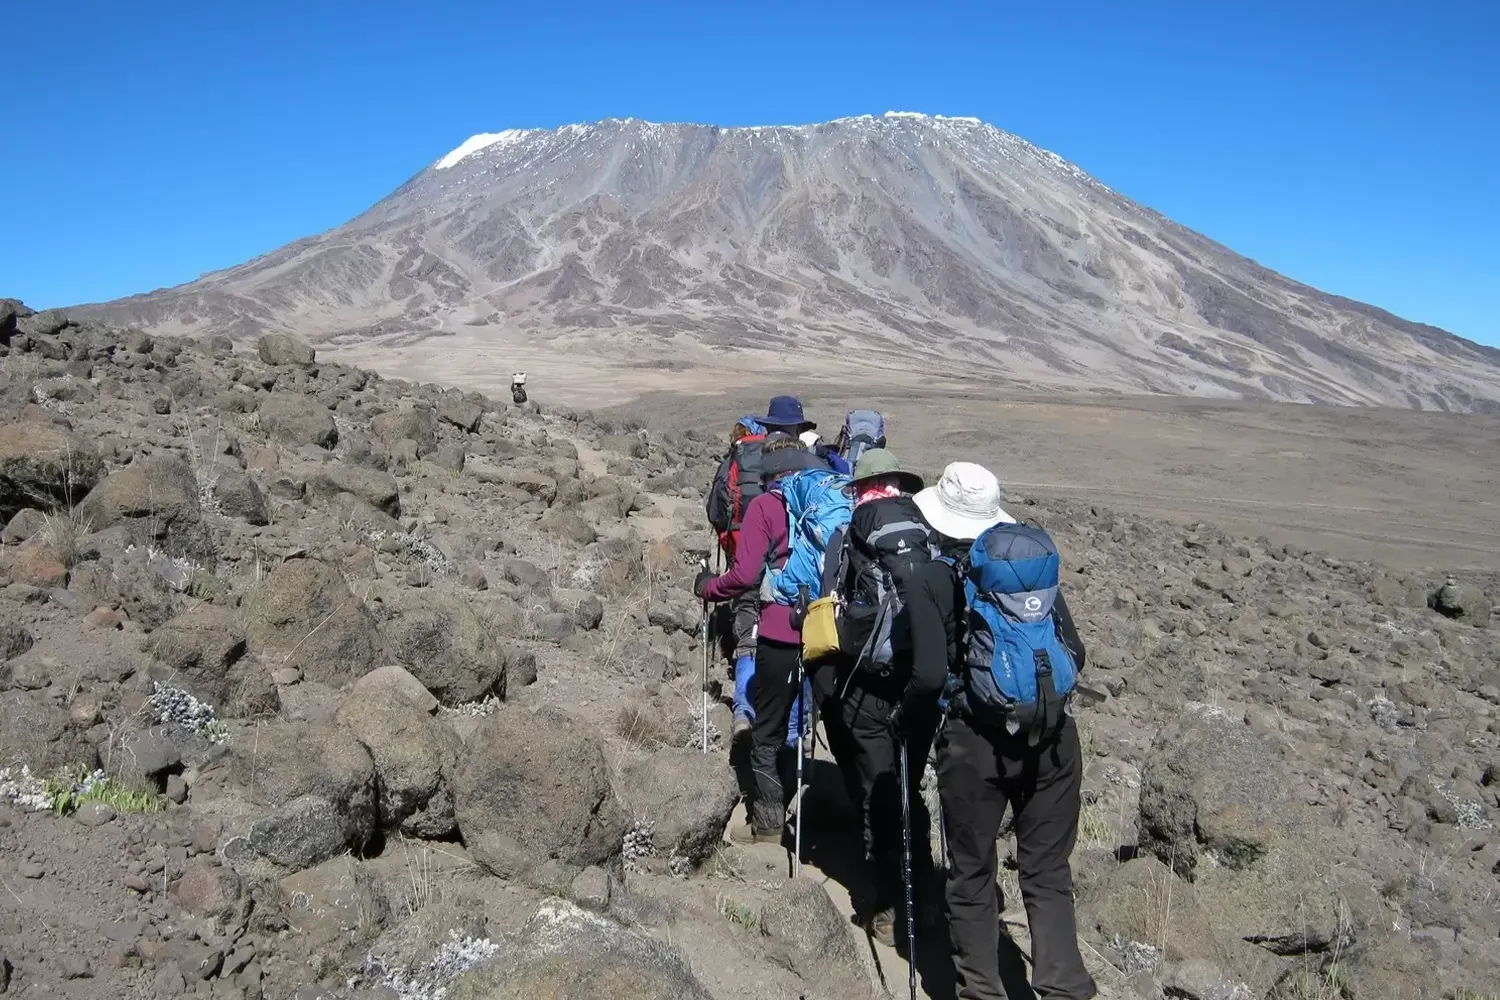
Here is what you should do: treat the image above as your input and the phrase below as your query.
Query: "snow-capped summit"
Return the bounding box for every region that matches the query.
[80,113,1500,410]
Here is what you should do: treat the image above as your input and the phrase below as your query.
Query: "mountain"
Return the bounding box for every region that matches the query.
[78,112,1500,410]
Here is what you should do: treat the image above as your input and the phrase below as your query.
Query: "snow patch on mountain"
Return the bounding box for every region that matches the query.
[435,130,532,170]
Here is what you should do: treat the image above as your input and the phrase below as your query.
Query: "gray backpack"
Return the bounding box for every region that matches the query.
[839,410,886,468]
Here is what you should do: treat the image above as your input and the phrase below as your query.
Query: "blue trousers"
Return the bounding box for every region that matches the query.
[734,654,756,721]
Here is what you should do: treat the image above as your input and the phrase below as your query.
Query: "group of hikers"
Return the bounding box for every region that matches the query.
[697,395,1095,1000]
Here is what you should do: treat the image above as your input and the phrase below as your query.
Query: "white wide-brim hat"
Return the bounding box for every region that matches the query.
[913,461,1015,540]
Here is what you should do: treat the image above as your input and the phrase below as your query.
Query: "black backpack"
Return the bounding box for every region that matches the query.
[826,496,937,672]
[705,434,767,545]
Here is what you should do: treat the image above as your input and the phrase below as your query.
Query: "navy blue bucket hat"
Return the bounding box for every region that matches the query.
[760,395,815,430]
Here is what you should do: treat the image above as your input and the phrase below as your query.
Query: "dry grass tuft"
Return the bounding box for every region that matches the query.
[616,703,672,750]
[41,508,93,567]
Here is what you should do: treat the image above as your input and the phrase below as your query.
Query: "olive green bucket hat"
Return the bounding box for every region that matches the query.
[850,448,925,495]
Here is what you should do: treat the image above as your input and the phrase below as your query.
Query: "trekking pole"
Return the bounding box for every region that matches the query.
[899,738,918,1000]
[700,557,710,754]
[793,654,805,876]
[791,585,811,876]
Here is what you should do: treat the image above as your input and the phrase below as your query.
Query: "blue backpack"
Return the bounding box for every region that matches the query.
[762,469,853,606]
[955,522,1078,738]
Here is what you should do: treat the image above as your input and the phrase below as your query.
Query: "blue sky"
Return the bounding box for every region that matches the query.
[3,0,1496,345]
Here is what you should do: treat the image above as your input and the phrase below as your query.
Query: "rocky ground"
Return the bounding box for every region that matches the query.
[0,297,1497,1000]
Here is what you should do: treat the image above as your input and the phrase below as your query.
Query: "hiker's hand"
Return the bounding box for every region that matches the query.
[693,567,715,598]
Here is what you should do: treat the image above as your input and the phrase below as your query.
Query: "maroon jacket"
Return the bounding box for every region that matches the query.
[702,490,799,645]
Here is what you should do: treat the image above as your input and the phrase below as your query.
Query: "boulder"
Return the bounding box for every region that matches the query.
[539,508,597,546]
[217,721,377,870]
[244,558,383,684]
[1162,960,1256,1000]
[66,544,182,629]
[454,705,626,881]
[378,593,508,705]
[147,603,248,705]
[0,420,105,519]
[371,405,438,457]
[351,664,439,714]
[278,857,391,952]
[326,492,402,536]
[113,727,183,787]
[438,391,484,433]
[599,434,648,459]
[76,454,210,558]
[357,897,489,991]
[0,689,99,774]
[1331,933,1443,1000]
[211,469,271,526]
[307,463,400,516]
[1081,856,1226,967]
[1430,576,1492,628]
[0,298,18,341]
[465,458,557,505]
[256,333,316,367]
[553,590,604,631]
[448,900,713,1000]
[0,617,34,660]
[1138,704,1295,879]
[2,546,66,588]
[759,877,871,1000]
[613,749,739,866]
[1207,843,1359,959]
[173,862,245,923]
[336,678,461,838]
[583,475,638,520]
[2,507,47,545]
[426,441,468,474]
[18,308,70,338]
[258,393,338,449]
[33,375,93,404]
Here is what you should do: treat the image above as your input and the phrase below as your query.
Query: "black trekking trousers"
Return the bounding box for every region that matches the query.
[937,714,1095,1000]
[730,592,759,660]
[840,681,936,914]
[746,638,800,834]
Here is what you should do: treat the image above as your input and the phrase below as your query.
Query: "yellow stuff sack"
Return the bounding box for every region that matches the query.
[801,596,841,662]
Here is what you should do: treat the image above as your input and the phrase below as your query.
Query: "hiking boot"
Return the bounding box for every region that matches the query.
[728,823,784,846]
[865,907,896,948]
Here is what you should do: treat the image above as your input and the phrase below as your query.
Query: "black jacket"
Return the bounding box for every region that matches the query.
[904,552,1085,721]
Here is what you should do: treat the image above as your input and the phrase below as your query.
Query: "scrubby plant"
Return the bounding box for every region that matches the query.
[715,893,761,932]
[43,765,165,817]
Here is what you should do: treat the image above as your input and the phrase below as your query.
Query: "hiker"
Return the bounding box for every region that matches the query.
[697,401,824,842]
[511,372,527,405]
[904,462,1096,1000]
[706,416,769,737]
[834,410,886,469]
[800,429,852,475]
[819,448,939,944]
